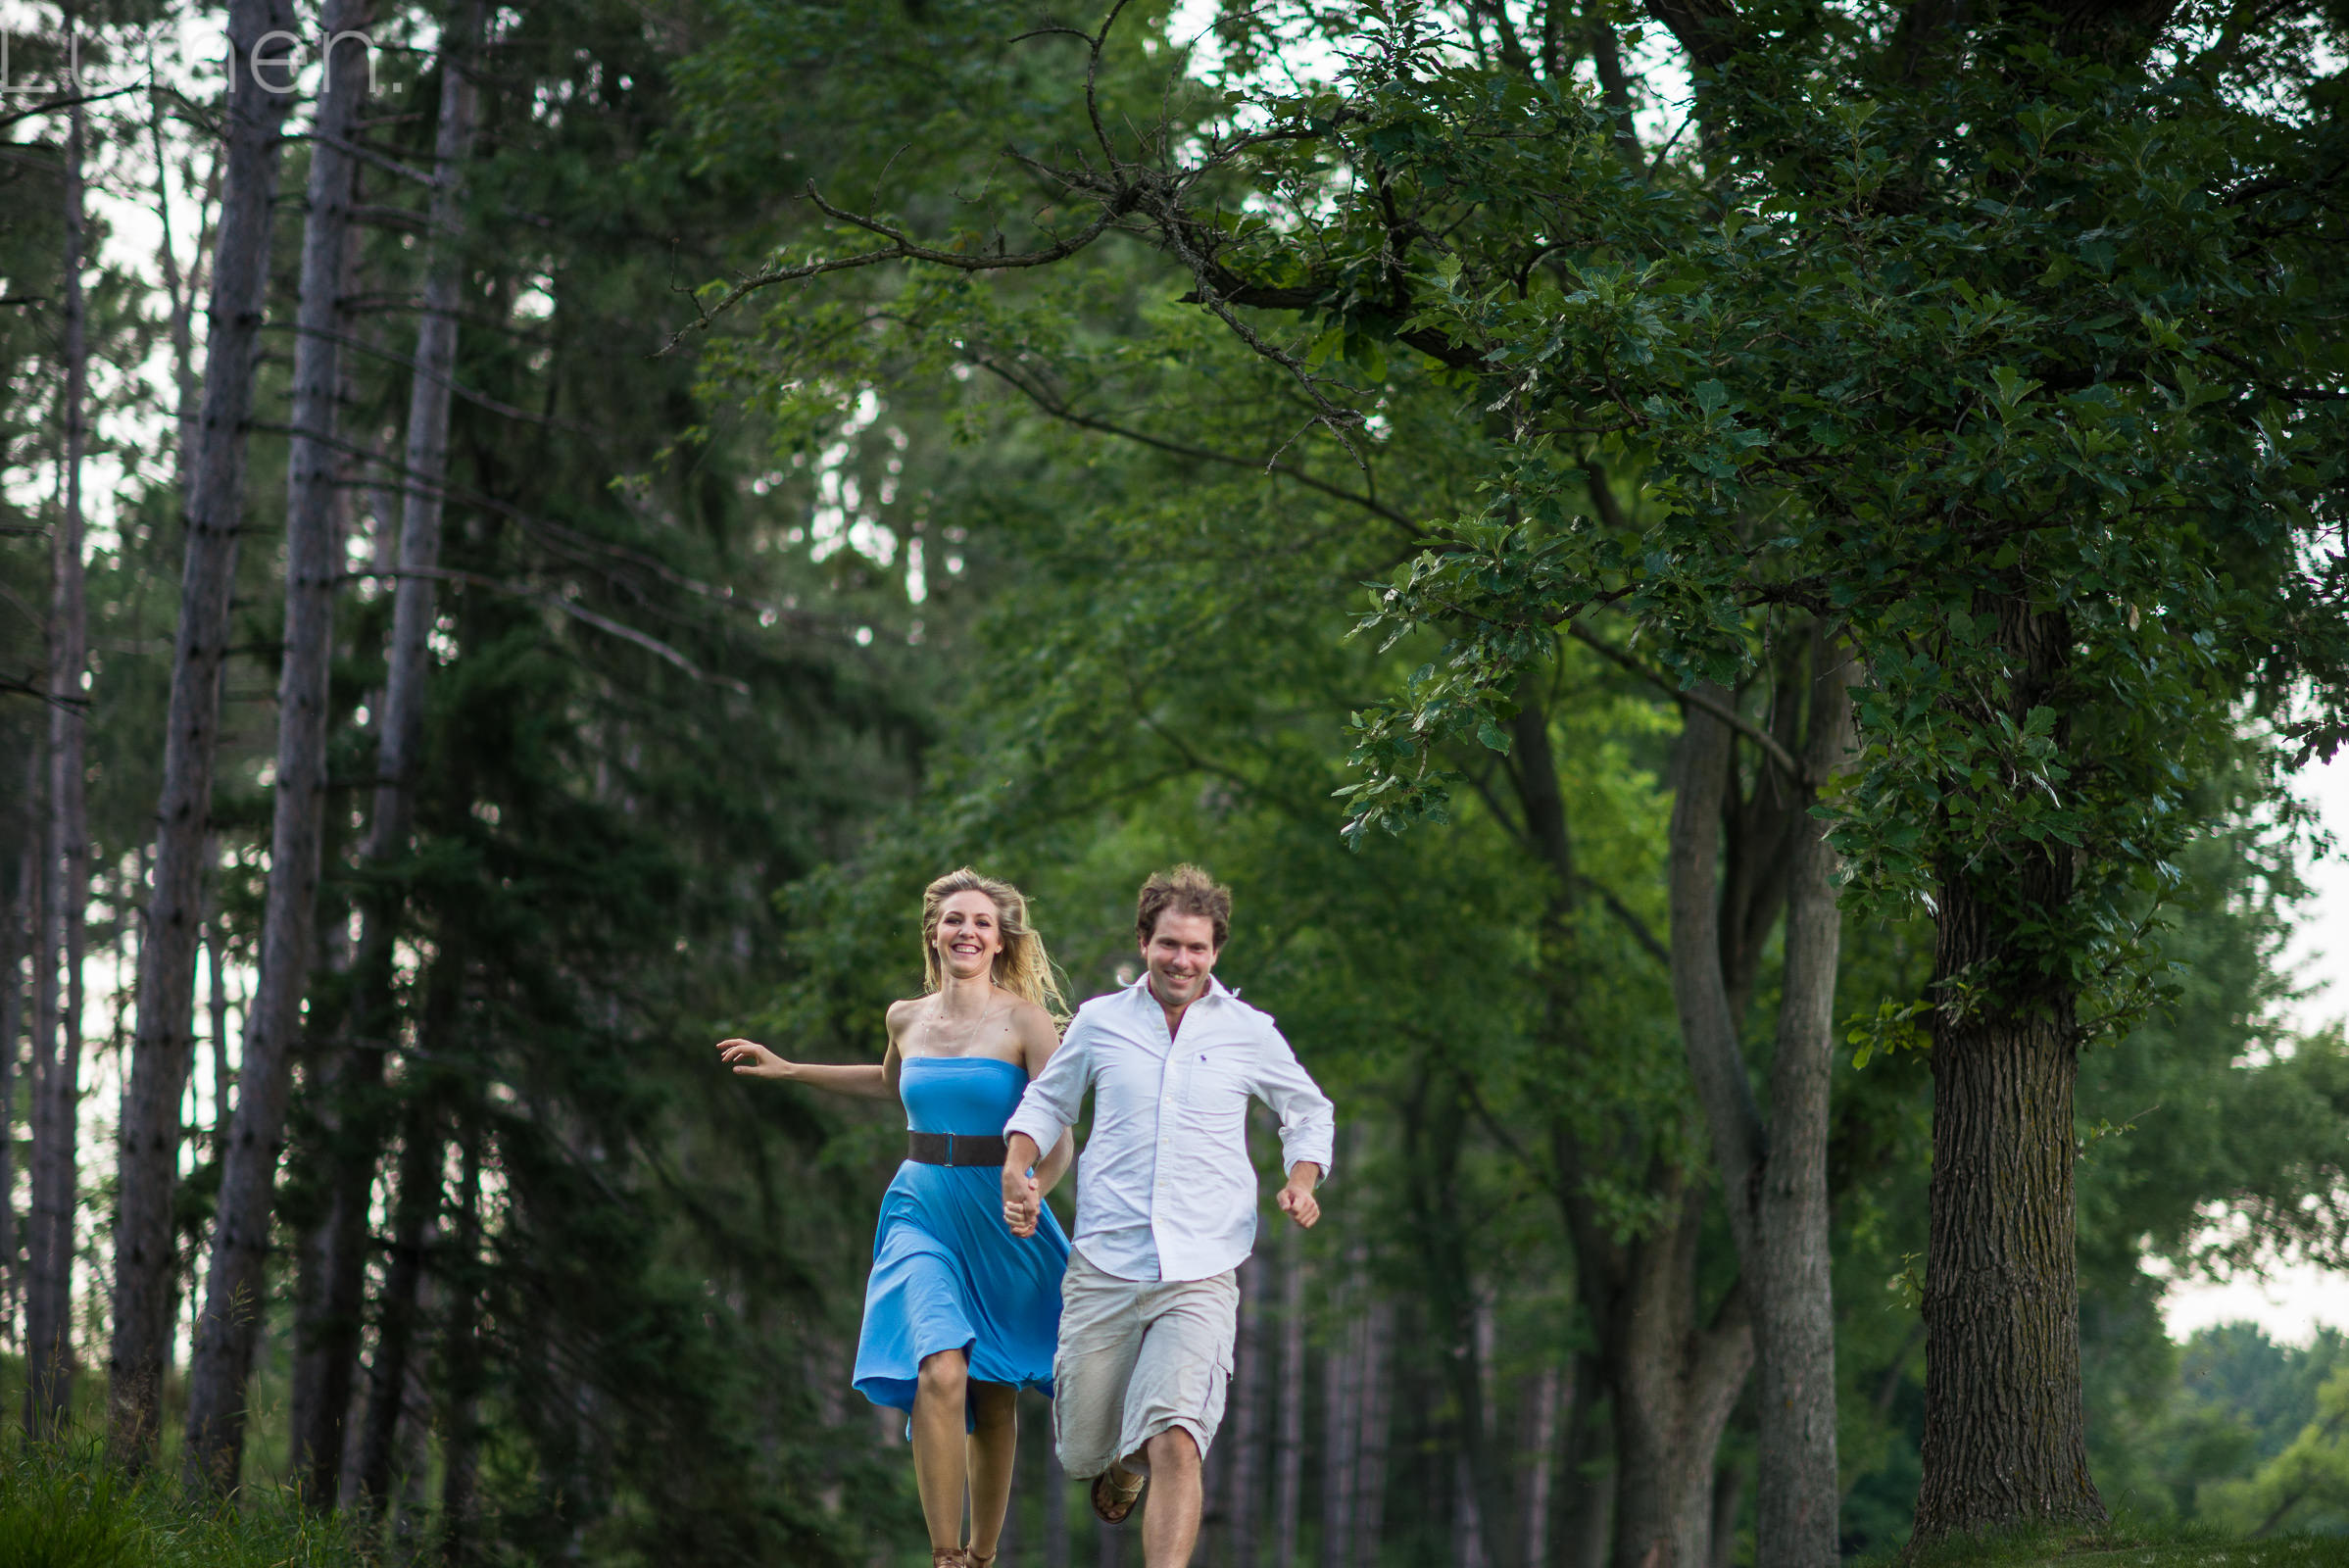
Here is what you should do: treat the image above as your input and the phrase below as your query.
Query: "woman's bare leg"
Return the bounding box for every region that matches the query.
[965,1382,1020,1560]
[913,1350,972,1552]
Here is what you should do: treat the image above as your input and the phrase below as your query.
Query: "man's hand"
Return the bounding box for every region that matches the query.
[1276,1162,1322,1229]
[1002,1133,1044,1238]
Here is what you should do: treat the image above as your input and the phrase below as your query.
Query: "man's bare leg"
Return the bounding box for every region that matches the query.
[1139,1428,1203,1568]
[912,1349,971,1556]
[964,1382,1019,1561]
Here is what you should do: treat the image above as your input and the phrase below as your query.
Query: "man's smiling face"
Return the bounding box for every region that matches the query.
[1143,910,1219,1010]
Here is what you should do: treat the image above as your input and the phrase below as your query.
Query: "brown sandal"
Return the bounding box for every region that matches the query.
[965,1550,998,1568]
[1090,1464,1146,1526]
[933,1550,970,1568]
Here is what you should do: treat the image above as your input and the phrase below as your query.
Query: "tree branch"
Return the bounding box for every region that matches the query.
[0,672,90,712]
[1639,0,1741,69]
[1569,620,1811,786]
[971,353,1418,531]
[660,181,1129,354]
[354,568,750,695]
[0,81,148,132]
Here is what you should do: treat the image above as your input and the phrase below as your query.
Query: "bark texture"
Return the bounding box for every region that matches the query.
[357,1106,441,1508]
[182,7,372,1487]
[1353,1295,1394,1552]
[1665,632,1851,1568]
[1403,1076,1516,1563]
[1320,1242,1364,1568]
[1751,641,1853,1568]
[0,833,25,1334]
[1508,691,1756,1568]
[1913,605,2105,1539]
[1557,1353,1613,1568]
[26,67,92,1439]
[1604,1183,1754,1568]
[110,0,300,1467]
[1521,1362,1563,1568]
[439,1118,486,1565]
[1228,1249,1267,1568]
[1272,1222,1305,1568]
[287,7,480,1493]
[1040,1429,1069,1568]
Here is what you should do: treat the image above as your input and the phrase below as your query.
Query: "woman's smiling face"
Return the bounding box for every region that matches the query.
[932,890,1005,980]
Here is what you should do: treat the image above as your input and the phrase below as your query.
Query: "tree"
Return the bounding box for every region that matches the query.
[673,0,2349,1544]
[111,0,301,1468]
[285,0,483,1500]
[24,5,92,1437]
[184,0,376,1489]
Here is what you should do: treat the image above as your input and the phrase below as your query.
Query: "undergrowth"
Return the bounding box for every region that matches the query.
[0,1442,374,1568]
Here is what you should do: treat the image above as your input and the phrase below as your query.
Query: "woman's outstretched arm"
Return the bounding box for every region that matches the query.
[716,1038,896,1100]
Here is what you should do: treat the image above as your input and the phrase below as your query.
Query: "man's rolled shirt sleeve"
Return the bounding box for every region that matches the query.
[1003,1012,1097,1156]
[1255,1026,1337,1181]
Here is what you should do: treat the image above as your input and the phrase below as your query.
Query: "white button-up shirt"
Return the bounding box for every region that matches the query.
[1003,973,1337,1284]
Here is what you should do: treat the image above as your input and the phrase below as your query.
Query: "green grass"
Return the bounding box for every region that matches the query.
[0,1442,374,1568]
[1870,1520,2349,1568]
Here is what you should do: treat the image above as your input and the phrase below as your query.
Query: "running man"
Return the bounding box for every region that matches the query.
[1001,864,1335,1568]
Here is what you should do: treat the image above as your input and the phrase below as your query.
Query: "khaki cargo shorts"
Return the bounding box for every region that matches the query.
[1052,1249,1240,1479]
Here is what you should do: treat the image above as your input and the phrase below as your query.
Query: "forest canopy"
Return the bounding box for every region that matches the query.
[1,0,2346,1564]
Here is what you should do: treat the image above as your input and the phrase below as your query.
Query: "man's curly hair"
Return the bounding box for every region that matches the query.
[1135,864,1232,951]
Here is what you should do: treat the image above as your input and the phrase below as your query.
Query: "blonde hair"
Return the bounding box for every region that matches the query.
[920,868,1068,1018]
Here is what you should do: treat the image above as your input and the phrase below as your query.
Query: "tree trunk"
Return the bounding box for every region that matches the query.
[288,1,481,1497]
[1458,1448,1492,1568]
[1750,637,1851,1568]
[206,890,232,1149]
[181,6,373,1487]
[1408,1077,1517,1563]
[1521,1363,1563,1568]
[1665,635,1850,1568]
[285,210,375,1512]
[357,1103,441,1510]
[1913,607,2103,1539]
[148,38,206,505]
[1042,1428,1071,1568]
[1352,1296,1393,1557]
[26,58,93,1438]
[1710,1465,1746,1568]
[111,0,301,1468]
[1273,1221,1305,1568]
[1229,1248,1268,1568]
[1606,1183,1753,1568]
[440,1116,485,1565]
[1511,693,1753,1568]
[1,756,34,1346]
[23,751,58,1434]
[1319,1244,1363,1568]
[1558,1351,1613,1568]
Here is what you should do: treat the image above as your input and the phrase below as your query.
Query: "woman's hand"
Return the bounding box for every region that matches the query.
[717,1039,794,1080]
[1002,1132,1044,1238]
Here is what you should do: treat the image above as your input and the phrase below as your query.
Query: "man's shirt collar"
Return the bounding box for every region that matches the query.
[1135,972,1238,1011]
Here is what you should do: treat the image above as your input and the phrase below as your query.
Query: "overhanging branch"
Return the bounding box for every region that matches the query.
[1569,620,1812,786]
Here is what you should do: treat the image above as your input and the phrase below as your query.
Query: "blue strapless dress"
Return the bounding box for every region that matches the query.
[853,1056,1070,1417]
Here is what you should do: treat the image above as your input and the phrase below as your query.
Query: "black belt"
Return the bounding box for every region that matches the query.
[907,1131,1009,1167]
